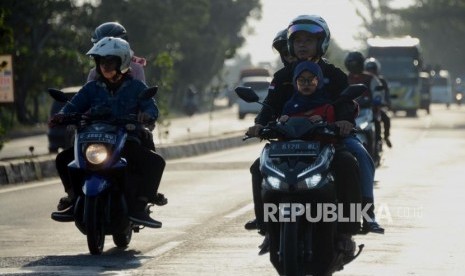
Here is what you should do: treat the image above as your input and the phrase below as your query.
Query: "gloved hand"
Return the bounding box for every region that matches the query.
[137,111,155,124]
[334,120,354,137]
[246,124,264,137]
[48,113,65,128]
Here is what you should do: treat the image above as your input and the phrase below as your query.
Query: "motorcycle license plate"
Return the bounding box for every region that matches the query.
[269,141,320,157]
[78,132,117,144]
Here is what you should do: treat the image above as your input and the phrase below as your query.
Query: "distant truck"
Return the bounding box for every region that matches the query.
[367,36,425,116]
[430,70,453,108]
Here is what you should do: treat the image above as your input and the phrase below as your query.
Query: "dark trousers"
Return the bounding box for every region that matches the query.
[250,158,264,231]
[380,109,391,138]
[331,148,362,234]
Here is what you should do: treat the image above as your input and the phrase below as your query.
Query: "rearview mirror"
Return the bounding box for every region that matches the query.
[48,88,69,103]
[139,86,158,100]
[340,84,366,100]
[235,86,259,103]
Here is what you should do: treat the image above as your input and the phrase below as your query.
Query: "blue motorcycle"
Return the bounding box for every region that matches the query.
[49,87,158,255]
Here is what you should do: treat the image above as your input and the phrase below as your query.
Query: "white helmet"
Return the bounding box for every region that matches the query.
[287,15,331,57]
[86,36,132,73]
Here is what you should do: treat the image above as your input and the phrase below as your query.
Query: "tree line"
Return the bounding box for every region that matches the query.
[0,0,261,129]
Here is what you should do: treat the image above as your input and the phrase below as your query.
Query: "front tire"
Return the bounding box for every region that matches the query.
[113,225,132,248]
[85,197,105,255]
[282,222,304,276]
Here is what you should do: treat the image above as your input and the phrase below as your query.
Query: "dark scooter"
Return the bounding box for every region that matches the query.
[236,85,365,276]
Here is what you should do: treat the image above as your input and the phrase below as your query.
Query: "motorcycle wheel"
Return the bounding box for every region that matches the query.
[282,222,304,276]
[112,225,132,248]
[85,197,105,255]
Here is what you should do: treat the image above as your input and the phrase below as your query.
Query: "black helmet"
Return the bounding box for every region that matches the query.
[91,22,128,44]
[272,29,288,54]
[344,51,365,74]
[364,57,381,75]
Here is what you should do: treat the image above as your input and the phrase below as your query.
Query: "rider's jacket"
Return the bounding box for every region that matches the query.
[61,75,158,120]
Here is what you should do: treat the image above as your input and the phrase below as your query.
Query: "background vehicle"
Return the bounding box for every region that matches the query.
[454,76,465,106]
[237,76,271,119]
[430,70,453,108]
[367,36,425,116]
[227,67,271,107]
[47,86,80,153]
[419,72,432,114]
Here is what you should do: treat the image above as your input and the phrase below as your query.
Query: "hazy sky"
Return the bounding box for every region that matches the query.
[237,0,366,65]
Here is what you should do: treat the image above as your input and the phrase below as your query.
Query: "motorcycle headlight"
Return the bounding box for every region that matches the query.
[303,173,321,188]
[266,176,282,189]
[85,143,109,165]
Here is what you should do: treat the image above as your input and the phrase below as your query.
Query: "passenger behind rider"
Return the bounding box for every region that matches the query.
[87,22,146,83]
[247,15,384,237]
[364,57,392,148]
[278,61,362,250]
[51,37,164,228]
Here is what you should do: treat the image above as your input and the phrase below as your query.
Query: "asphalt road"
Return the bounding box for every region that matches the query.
[1,104,465,275]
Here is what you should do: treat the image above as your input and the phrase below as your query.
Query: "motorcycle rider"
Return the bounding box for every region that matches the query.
[279,61,362,245]
[344,51,385,233]
[87,22,146,83]
[246,14,382,255]
[55,22,167,212]
[50,37,165,228]
[364,57,392,148]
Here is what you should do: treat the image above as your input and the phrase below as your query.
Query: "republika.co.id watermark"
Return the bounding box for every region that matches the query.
[264,203,423,224]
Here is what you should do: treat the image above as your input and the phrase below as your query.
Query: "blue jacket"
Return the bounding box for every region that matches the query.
[62,77,158,120]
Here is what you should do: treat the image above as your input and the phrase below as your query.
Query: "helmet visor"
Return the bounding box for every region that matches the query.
[288,24,324,37]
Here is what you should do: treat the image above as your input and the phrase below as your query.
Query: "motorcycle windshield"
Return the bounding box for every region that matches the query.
[275,118,315,139]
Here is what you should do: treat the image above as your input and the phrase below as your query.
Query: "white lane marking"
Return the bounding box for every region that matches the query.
[224,202,254,219]
[0,179,58,194]
[139,240,185,261]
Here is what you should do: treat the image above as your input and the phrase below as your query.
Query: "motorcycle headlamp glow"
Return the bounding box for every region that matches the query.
[267,176,282,189]
[85,143,109,165]
[304,173,321,188]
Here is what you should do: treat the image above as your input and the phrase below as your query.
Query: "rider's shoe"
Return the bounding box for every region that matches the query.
[258,233,270,255]
[51,205,74,222]
[385,137,392,148]
[362,220,385,234]
[129,201,162,228]
[152,193,168,206]
[244,218,258,230]
[57,195,73,211]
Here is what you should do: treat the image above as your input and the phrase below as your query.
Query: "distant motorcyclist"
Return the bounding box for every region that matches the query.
[364,57,392,148]
[344,51,385,234]
[182,85,199,117]
[51,37,165,228]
